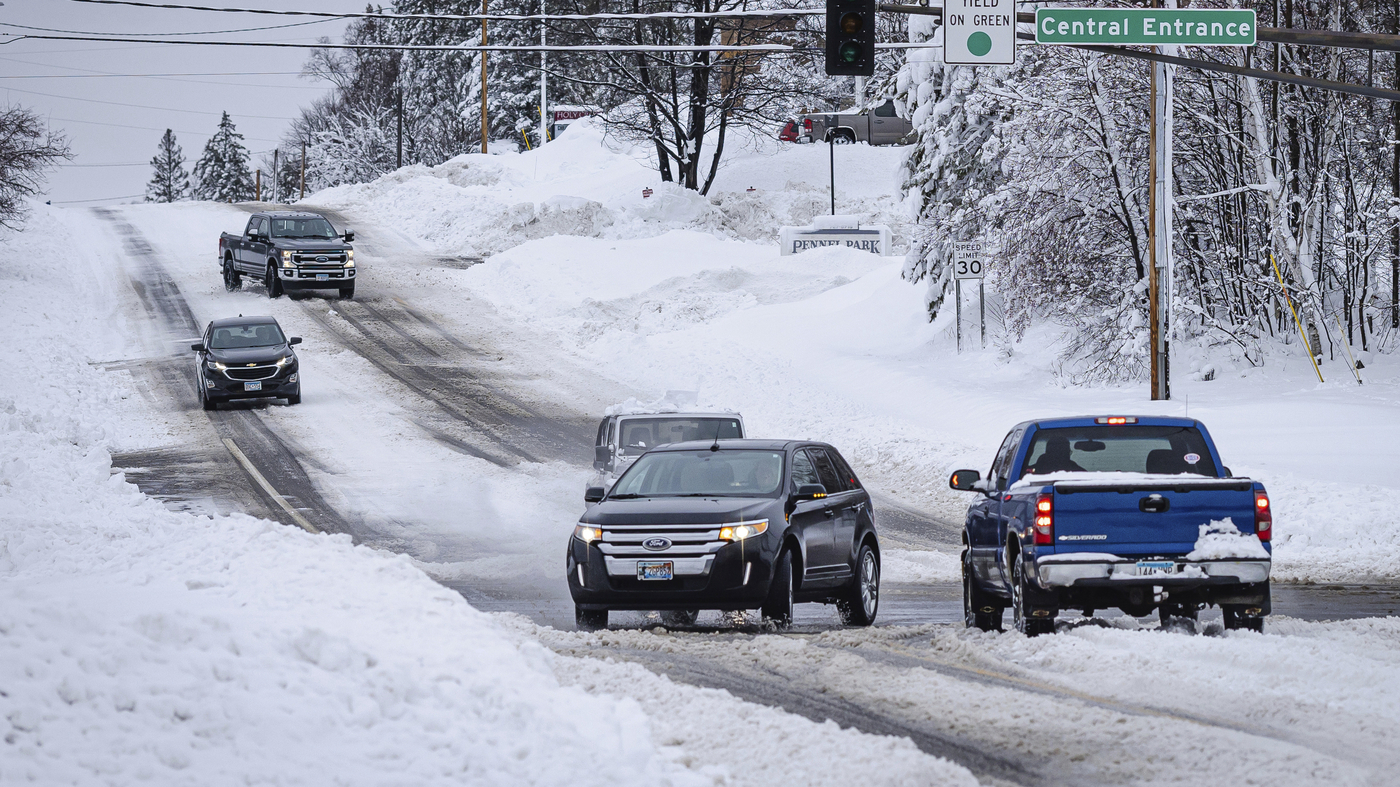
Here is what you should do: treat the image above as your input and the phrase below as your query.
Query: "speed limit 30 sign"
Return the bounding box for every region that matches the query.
[953,241,986,279]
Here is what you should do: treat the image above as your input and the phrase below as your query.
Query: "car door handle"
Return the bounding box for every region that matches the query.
[823,508,835,518]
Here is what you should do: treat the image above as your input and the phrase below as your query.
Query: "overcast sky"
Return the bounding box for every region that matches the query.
[1,0,354,204]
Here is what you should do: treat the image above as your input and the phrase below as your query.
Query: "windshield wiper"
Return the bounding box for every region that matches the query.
[607,493,648,499]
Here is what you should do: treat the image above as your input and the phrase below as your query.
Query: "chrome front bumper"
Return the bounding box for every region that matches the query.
[603,555,714,578]
[1037,557,1270,587]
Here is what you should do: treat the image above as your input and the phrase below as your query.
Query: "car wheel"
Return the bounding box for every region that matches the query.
[761,548,794,628]
[575,606,608,631]
[837,542,880,626]
[963,553,1003,631]
[1011,551,1054,637]
[339,284,355,300]
[1223,607,1264,633]
[223,259,241,291]
[201,386,217,411]
[286,392,301,405]
[658,609,698,627]
[266,264,282,298]
[832,132,855,145]
[1159,602,1199,628]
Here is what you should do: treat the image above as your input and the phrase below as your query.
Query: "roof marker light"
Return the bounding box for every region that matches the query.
[1095,416,1138,425]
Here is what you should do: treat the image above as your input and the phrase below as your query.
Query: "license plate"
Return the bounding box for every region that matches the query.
[243,381,262,392]
[1134,560,1177,576]
[636,561,673,581]
[316,273,329,281]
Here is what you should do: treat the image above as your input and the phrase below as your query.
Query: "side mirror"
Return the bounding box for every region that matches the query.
[289,337,302,346]
[343,230,355,242]
[949,469,982,491]
[191,343,206,352]
[584,486,605,503]
[793,483,827,501]
[593,445,612,467]
[1222,466,1233,477]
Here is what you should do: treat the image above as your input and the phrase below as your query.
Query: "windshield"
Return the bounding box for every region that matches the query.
[617,417,742,456]
[269,217,338,239]
[1021,426,1218,478]
[611,450,784,498]
[209,323,287,349]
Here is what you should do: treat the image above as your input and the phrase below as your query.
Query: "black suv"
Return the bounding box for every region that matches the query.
[567,439,880,630]
[192,316,302,410]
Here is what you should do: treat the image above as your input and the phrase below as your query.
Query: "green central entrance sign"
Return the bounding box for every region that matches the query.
[1035,8,1256,46]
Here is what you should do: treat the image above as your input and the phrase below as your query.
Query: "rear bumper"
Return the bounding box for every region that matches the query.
[1037,557,1270,587]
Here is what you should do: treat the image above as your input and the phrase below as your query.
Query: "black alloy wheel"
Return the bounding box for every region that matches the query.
[1011,552,1054,637]
[761,549,794,628]
[963,554,1003,632]
[575,606,608,631]
[266,264,282,298]
[659,610,699,627]
[837,542,880,626]
[223,260,241,291]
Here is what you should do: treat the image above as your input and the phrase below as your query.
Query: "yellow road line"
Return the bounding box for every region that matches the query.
[221,437,320,534]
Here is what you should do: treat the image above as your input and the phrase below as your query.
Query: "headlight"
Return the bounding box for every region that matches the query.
[275,355,296,369]
[573,525,602,544]
[281,250,293,260]
[344,250,355,267]
[281,250,295,268]
[206,360,227,371]
[719,520,768,542]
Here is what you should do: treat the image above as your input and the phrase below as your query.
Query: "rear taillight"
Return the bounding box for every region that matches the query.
[1254,490,1272,542]
[1033,494,1054,545]
[803,118,812,131]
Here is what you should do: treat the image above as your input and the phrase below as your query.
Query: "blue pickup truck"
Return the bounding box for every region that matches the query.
[950,416,1272,635]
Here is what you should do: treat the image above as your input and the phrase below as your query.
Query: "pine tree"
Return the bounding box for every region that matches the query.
[145,129,189,203]
[191,112,255,202]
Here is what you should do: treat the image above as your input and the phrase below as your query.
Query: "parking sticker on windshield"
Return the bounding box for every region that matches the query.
[1183,453,1201,464]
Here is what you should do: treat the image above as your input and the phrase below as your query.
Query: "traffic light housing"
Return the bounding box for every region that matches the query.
[825,0,876,77]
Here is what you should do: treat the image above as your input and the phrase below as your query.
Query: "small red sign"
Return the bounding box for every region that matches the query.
[642,188,654,198]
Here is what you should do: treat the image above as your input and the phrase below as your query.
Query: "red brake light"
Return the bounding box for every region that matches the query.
[1033,494,1053,545]
[1095,416,1137,425]
[1254,491,1272,542]
[803,118,812,131]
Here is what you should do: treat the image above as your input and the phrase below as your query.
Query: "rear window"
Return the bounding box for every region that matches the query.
[617,417,742,456]
[1021,426,1218,478]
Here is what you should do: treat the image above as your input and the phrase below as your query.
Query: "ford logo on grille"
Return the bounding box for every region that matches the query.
[642,537,671,551]
[315,255,329,262]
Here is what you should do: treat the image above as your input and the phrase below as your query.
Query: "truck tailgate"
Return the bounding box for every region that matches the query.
[1051,479,1256,556]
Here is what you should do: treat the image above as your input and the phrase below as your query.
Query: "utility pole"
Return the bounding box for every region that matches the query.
[534,0,546,147]
[271,148,279,203]
[1147,0,1174,400]
[481,0,489,154]
[255,169,261,202]
[396,89,404,169]
[299,140,306,201]
[1394,0,1400,329]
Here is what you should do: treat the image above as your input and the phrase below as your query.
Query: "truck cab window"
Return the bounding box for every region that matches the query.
[874,101,897,118]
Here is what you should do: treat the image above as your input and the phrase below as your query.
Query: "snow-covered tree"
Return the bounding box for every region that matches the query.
[0,104,70,230]
[192,112,254,203]
[145,129,188,203]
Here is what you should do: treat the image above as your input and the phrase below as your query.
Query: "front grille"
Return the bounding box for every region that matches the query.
[597,523,724,558]
[292,251,348,264]
[225,365,279,381]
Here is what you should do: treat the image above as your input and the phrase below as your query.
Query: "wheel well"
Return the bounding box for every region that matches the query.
[783,535,803,591]
[860,532,880,560]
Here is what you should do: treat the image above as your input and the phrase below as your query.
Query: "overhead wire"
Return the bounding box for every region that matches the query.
[67,0,826,22]
[1,84,302,120]
[0,17,335,37]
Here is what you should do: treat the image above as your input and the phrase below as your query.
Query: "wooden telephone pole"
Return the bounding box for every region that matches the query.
[1147,0,1174,400]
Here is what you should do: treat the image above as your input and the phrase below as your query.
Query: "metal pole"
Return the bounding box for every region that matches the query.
[855,75,864,109]
[829,133,835,215]
[481,0,489,154]
[979,279,986,349]
[955,276,963,354]
[540,0,548,146]
[396,89,403,168]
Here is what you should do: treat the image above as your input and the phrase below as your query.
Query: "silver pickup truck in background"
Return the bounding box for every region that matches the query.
[799,99,915,146]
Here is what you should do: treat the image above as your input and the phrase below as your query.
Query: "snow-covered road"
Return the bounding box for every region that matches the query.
[6,130,1400,785]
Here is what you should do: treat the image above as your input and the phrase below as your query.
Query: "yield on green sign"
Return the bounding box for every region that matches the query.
[1035,8,1257,46]
[944,0,1016,66]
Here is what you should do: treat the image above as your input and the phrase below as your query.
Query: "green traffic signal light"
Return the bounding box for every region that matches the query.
[839,41,863,63]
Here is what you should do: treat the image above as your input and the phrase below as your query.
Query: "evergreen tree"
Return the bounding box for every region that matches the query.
[144,129,189,203]
[191,112,254,202]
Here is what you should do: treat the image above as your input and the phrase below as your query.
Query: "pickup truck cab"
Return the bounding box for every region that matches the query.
[799,99,914,146]
[950,416,1271,635]
[219,211,356,300]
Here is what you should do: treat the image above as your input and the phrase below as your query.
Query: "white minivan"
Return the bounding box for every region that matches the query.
[593,411,745,477]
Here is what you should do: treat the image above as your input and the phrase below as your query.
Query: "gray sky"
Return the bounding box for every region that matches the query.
[1,0,354,204]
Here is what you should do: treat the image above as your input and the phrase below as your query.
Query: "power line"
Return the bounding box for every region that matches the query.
[46,114,279,142]
[0,17,334,37]
[0,56,328,89]
[59,161,149,167]
[69,0,825,22]
[51,193,146,203]
[0,32,796,53]
[0,71,304,78]
[1,83,300,120]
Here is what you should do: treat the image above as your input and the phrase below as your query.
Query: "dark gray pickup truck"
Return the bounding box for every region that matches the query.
[218,211,357,299]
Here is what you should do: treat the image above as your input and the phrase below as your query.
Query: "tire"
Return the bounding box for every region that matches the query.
[963,553,1003,632]
[223,259,241,291]
[1223,607,1265,633]
[1159,602,1199,628]
[837,542,880,626]
[1011,551,1055,637]
[575,606,608,631]
[339,284,355,300]
[832,132,855,145]
[266,264,282,298]
[761,548,794,628]
[201,386,217,411]
[658,609,698,627]
[286,393,301,405]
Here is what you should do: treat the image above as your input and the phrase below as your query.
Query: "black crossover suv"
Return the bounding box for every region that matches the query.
[192,316,302,410]
[567,439,881,630]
